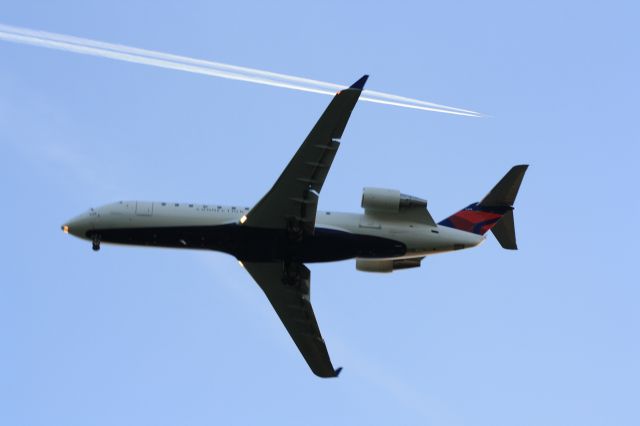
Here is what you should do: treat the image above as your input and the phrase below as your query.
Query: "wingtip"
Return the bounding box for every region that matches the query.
[512,164,529,175]
[349,75,369,90]
[334,367,343,377]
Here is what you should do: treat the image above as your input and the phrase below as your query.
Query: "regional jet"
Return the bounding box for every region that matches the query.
[62,75,528,378]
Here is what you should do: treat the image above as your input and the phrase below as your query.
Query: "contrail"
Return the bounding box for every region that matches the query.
[0,23,482,117]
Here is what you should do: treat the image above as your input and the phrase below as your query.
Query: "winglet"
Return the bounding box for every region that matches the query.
[334,367,343,377]
[349,75,369,90]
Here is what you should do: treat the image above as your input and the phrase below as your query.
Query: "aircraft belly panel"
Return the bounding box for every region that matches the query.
[91,224,406,262]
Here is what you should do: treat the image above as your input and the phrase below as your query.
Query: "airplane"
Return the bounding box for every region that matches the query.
[62,75,528,378]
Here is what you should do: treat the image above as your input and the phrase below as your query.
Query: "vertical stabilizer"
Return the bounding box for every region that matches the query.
[439,165,528,249]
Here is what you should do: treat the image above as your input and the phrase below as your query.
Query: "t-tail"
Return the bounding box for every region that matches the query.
[438,165,529,249]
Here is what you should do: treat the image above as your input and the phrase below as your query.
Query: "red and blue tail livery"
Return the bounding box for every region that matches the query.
[439,203,511,235]
[439,165,528,249]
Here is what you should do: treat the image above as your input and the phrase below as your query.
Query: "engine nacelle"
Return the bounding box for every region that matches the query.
[356,259,394,272]
[361,187,428,214]
[356,258,423,273]
[361,188,401,213]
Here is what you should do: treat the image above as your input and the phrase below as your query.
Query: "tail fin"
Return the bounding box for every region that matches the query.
[439,165,528,249]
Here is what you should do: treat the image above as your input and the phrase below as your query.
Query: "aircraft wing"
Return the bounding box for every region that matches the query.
[243,261,341,378]
[244,75,368,235]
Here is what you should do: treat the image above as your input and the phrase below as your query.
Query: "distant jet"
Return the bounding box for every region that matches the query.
[62,75,528,378]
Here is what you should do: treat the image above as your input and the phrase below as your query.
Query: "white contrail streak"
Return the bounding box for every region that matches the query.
[0,23,482,117]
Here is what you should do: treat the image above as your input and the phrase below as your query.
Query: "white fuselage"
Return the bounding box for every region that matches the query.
[64,200,484,263]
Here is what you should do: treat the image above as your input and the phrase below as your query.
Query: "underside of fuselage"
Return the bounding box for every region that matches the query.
[86,224,407,263]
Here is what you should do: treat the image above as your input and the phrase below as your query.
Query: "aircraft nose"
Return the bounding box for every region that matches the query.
[61,212,94,239]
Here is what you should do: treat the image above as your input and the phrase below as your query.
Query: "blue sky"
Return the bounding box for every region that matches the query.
[1,1,638,425]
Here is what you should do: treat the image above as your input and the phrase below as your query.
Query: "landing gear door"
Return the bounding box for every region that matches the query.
[135,201,153,216]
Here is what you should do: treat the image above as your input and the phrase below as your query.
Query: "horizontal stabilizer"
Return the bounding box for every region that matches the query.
[480,165,528,207]
[491,209,518,249]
